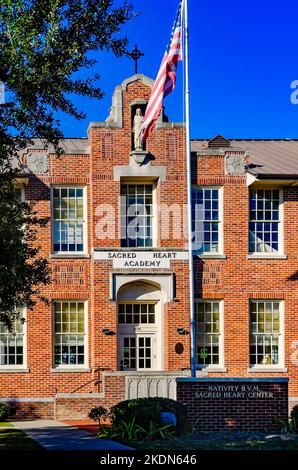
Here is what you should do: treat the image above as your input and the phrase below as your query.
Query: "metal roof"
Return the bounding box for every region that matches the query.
[191,139,298,177]
[22,138,89,154]
[11,137,298,178]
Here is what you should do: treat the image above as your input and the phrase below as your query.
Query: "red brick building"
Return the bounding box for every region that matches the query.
[1,74,298,419]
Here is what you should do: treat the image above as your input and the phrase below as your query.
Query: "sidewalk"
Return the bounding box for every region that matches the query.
[13,420,134,451]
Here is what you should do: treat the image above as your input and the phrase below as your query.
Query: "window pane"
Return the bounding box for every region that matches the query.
[118,304,155,325]
[192,188,220,253]
[250,301,280,366]
[196,301,221,367]
[121,184,153,247]
[54,302,85,366]
[249,189,280,253]
[52,187,85,252]
[0,317,24,366]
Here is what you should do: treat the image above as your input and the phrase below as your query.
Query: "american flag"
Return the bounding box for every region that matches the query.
[141,0,183,141]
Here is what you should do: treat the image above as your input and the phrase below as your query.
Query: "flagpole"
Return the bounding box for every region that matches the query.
[183,0,196,378]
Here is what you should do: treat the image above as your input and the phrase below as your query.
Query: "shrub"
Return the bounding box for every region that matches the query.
[0,403,9,421]
[290,405,298,427]
[88,406,108,429]
[109,397,187,435]
[97,417,176,442]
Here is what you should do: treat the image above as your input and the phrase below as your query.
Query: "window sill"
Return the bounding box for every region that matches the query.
[50,254,90,259]
[197,367,227,373]
[0,368,30,373]
[247,254,287,260]
[247,367,288,373]
[195,254,227,260]
[51,368,91,373]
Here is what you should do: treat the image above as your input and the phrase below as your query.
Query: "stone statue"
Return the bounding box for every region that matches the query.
[133,108,143,150]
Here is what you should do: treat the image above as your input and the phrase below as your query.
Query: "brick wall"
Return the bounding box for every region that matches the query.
[177,378,289,432]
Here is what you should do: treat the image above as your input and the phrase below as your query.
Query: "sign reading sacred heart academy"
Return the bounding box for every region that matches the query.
[93,251,188,269]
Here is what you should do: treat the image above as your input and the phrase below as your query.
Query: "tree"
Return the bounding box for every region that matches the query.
[0,171,51,327]
[0,0,134,327]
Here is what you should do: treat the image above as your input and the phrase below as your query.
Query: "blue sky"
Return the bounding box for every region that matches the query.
[59,0,298,139]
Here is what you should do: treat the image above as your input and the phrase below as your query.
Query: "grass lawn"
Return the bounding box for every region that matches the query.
[132,435,298,451]
[0,423,43,451]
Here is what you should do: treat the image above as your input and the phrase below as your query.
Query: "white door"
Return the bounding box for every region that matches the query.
[120,333,156,371]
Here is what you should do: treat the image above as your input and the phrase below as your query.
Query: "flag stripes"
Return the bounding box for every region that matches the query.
[141,0,183,141]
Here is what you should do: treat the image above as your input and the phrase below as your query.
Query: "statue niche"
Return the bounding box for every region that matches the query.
[132,107,144,151]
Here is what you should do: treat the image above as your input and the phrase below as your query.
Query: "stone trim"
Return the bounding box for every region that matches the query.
[56,393,103,399]
[177,377,289,383]
[114,163,166,182]
[0,397,54,403]
[50,368,91,373]
[247,254,288,260]
[247,368,288,373]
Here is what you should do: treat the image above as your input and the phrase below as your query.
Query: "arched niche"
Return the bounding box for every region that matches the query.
[117,280,161,302]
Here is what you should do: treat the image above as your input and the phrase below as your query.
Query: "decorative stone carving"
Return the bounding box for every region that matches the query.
[130,150,149,166]
[27,153,49,174]
[225,153,245,175]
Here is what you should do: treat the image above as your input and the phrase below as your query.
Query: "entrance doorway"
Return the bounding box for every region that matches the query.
[117,281,162,372]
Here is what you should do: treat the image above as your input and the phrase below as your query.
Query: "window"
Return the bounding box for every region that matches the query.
[52,187,85,253]
[195,301,222,368]
[0,318,25,367]
[118,303,155,324]
[250,301,283,367]
[121,184,154,247]
[54,301,86,366]
[192,188,221,253]
[249,189,281,254]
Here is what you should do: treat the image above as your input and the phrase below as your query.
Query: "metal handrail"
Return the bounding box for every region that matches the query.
[55,367,111,395]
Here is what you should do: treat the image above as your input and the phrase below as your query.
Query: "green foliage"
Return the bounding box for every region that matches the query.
[88,406,108,428]
[136,420,176,441]
[0,403,9,421]
[0,0,134,326]
[0,177,51,328]
[96,417,176,442]
[290,405,298,425]
[97,426,123,440]
[109,397,188,435]
[277,416,298,434]
[0,0,134,150]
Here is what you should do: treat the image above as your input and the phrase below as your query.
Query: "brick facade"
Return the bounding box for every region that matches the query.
[1,74,297,420]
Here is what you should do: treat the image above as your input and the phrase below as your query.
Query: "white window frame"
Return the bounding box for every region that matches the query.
[51,186,88,255]
[52,300,88,370]
[248,188,284,256]
[249,300,285,370]
[192,186,224,255]
[195,299,224,371]
[120,179,158,248]
[0,309,27,371]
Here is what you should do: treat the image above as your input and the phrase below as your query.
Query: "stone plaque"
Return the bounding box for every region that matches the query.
[225,154,245,175]
[93,250,188,269]
[27,153,49,174]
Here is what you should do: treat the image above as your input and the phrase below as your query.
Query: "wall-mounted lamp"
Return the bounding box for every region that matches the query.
[176,327,187,335]
[102,328,113,336]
